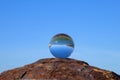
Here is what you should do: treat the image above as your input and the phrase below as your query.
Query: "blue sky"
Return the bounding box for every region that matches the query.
[0,0,120,74]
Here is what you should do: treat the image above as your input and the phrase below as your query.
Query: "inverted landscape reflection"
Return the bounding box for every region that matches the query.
[49,33,74,58]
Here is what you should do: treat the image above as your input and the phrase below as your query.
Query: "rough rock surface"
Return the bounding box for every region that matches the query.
[0,58,120,80]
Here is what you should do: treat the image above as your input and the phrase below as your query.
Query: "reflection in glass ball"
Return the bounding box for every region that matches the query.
[49,33,74,58]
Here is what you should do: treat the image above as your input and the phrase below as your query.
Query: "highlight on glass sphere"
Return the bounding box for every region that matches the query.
[49,33,74,58]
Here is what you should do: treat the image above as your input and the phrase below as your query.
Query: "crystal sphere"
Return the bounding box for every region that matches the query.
[49,33,74,58]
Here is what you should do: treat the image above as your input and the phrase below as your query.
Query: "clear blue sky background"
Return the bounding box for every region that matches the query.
[0,0,120,74]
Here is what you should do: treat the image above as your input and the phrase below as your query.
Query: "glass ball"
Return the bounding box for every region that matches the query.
[49,33,74,58]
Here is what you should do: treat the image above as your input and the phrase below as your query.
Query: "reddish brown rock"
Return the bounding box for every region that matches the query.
[0,58,120,80]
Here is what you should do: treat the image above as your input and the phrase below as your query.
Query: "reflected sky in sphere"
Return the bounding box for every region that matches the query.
[49,33,74,58]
